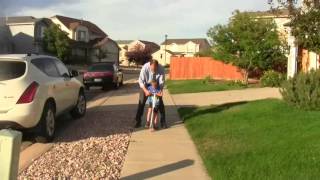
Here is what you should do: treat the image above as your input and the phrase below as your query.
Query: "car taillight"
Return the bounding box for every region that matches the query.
[102,72,113,76]
[17,82,39,104]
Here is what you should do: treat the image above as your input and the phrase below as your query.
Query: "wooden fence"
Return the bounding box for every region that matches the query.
[169,57,245,81]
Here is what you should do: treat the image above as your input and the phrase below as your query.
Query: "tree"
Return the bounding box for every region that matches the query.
[43,24,70,61]
[195,49,214,57]
[125,44,152,65]
[268,0,320,14]
[95,48,108,62]
[207,11,287,83]
[291,9,320,53]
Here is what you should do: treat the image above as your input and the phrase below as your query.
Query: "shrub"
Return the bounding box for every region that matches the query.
[281,70,320,110]
[260,70,285,87]
[226,80,247,87]
[202,75,212,84]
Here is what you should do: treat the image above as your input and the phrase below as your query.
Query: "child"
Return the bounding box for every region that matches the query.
[146,80,163,130]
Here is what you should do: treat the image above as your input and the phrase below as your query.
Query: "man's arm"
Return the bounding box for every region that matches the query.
[158,65,165,90]
[138,65,151,96]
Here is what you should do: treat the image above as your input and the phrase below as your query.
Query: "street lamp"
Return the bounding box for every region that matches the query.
[164,34,168,65]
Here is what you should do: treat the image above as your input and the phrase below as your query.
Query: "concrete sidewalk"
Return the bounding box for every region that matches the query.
[172,87,282,107]
[120,89,210,180]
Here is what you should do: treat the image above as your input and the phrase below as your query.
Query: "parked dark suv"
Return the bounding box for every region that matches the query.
[83,63,123,90]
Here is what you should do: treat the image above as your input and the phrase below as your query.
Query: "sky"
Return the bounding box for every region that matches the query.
[0,0,271,43]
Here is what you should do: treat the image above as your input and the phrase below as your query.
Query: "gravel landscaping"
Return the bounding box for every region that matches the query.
[19,105,133,179]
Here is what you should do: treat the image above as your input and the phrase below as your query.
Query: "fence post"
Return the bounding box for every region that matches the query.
[0,129,22,180]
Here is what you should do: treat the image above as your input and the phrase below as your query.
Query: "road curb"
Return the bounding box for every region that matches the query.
[19,143,53,173]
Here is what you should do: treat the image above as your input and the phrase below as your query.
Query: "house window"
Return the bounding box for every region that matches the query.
[160,54,163,59]
[77,30,87,41]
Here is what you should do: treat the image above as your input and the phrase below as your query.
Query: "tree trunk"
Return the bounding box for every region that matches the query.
[244,71,249,85]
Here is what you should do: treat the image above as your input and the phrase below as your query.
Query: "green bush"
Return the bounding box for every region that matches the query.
[260,70,285,87]
[226,80,247,87]
[202,75,212,84]
[281,70,320,110]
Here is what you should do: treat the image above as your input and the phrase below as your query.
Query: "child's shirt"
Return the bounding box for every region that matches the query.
[147,86,161,95]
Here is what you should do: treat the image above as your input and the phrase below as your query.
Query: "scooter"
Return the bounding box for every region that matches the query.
[149,93,157,129]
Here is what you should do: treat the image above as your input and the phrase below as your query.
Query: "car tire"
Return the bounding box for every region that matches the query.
[37,102,56,142]
[102,84,109,91]
[71,90,86,119]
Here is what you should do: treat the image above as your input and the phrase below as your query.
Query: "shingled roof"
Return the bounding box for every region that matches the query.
[0,16,37,24]
[53,15,107,38]
[161,38,211,50]
[246,9,290,17]
[116,40,134,44]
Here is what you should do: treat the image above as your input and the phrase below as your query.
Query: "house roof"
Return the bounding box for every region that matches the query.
[0,16,37,24]
[53,15,107,38]
[246,9,290,18]
[93,37,120,49]
[161,38,211,50]
[116,40,134,44]
[0,16,52,26]
[138,40,160,54]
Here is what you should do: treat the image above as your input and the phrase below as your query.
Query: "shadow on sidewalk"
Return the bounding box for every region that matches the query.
[121,159,194,180]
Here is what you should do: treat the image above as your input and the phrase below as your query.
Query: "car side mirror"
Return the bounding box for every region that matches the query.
[70,70,79,77]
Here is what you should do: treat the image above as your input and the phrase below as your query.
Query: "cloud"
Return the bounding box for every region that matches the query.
[1,0,271,43]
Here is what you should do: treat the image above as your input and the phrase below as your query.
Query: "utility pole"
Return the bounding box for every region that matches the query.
[164,34,168,65]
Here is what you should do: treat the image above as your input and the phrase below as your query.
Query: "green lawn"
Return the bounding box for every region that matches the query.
[179,99,320,180]
[167,80,254,94]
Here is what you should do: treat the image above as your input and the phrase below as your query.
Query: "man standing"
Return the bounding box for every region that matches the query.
[135,59,167,128]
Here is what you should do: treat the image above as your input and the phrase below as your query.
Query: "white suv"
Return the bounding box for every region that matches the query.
[0,54,86,141]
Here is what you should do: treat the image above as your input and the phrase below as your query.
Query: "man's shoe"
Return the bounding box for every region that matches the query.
[135,122,141,128]
[161,122,168,129]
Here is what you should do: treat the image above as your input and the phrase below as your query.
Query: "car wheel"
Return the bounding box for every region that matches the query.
[38,102,56,142]
[102,84,109,91]
[71,90,86,118]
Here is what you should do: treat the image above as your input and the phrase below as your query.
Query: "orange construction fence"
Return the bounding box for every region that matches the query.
[169,57,245,81]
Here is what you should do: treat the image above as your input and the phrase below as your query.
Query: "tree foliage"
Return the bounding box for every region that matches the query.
[125,44,152,65]
[43,24,70,61]
[291,9,320,53]
[269,0,320,53]
[207,11,287,82]
[95,48,108,62]
[269,0,320,14]
[195,49,213,57]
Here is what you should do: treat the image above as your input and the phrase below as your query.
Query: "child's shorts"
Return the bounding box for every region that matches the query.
[147,96,160,112]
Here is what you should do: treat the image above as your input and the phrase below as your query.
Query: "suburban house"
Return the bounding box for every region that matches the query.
[249,9,291,41]
[153,38,211,65]
[117,40,160,66]
[152,49,175,66]
[51,15,120,64]
[117,40,133,66]
[0,16,51,54]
